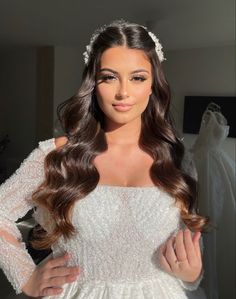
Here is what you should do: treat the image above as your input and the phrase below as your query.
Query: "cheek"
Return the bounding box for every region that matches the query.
[134,98,150,115]
[96,86,113,108]
[133,86,152,105]
[95,92,113,118]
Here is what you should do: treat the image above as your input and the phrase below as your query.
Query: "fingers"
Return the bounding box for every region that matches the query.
[174,229,201,263]
[49,274,78,287]
[192,231,202,259]
[192,231,201,243]
[42,287,63,296]
[21,253,81,297]
[39,253,81,295]
[159,234,185,274]
[42,253,80,280]
[159,229,201,269]
[182,229,197,264]
[165,236,178,271]
[158,244,172,273]
[174,230,187,262]
[50,266,80,278]
[158,229,203,282]
[45,253,70,269]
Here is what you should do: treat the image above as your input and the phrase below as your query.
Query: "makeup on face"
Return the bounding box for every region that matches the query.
[95,47,153,125]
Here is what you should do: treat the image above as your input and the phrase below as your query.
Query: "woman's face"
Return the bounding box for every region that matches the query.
[95,46,153,127]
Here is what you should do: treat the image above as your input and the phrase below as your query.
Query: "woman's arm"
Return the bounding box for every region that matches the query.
[0,139,55,294]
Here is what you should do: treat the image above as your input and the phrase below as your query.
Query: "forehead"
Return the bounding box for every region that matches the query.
[99,46,151,71]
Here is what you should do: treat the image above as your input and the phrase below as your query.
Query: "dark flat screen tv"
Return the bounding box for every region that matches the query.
[183,96,236,138]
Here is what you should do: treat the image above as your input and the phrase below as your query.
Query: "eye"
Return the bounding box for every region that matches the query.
[131,76,147,82]
[100,74,116,82]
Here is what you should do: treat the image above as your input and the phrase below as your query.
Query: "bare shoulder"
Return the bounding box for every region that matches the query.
[54,136,68,149]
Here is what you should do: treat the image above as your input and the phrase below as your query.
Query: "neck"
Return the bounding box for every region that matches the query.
[104,118,142,146]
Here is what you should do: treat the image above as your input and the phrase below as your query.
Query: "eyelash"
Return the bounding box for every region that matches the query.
[100,75,147,82]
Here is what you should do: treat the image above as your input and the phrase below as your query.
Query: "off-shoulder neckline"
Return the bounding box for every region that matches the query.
[47,137,157,190]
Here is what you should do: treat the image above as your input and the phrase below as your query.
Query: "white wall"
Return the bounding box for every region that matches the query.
[163,45,235,161]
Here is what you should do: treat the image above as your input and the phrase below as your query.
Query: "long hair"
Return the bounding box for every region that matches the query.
[31,20,209,249]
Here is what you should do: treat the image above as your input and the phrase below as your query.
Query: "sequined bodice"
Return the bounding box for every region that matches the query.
[34,184,181,285]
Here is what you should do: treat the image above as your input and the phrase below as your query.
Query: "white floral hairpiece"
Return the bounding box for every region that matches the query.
[142,26,166,63]
[83,22,166,65]
[83,25,107,65]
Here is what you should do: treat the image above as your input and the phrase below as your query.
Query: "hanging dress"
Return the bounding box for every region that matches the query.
[191,109,236,299]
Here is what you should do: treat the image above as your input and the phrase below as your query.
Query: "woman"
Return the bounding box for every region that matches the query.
[0,19,209,298]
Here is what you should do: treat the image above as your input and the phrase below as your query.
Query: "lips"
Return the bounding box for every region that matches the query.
[112,103,133,107]
[112,103,133,112]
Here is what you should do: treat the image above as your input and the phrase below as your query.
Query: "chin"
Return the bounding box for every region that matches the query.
[108,114,141,126]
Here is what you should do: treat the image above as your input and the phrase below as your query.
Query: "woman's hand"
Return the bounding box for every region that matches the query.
[22,253,81,297]
[158,229,202,283]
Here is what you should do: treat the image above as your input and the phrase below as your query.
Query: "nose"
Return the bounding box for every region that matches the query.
[115,80,129,100]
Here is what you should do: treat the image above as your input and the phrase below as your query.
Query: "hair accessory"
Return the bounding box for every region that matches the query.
[83,25,107,65]
[83,21,166,65]
[142,26,166,62]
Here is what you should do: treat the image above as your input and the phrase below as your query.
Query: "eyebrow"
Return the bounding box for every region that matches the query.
[98,68,150,74]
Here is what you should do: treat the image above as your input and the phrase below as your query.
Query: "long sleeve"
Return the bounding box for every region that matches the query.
[0,138,55,294]
[177,268,204,291]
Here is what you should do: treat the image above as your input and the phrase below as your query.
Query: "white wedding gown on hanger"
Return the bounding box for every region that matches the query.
[191,109,236,299]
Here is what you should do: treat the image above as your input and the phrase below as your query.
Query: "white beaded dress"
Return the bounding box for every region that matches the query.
[0,138,206,299]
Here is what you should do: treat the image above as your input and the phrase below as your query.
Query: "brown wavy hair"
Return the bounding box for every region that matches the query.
[31,20,210,249]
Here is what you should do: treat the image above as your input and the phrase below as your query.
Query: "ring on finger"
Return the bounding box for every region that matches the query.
[174,259,187,265]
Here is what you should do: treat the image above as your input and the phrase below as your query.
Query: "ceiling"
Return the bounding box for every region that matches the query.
[0,0,235,50]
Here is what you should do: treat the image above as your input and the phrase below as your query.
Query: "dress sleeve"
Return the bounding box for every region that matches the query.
[0,138,55,294]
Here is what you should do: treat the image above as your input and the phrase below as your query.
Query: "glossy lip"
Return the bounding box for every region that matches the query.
[112,103,133,107]
[113,105,132,111]
[112,103,133,112]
